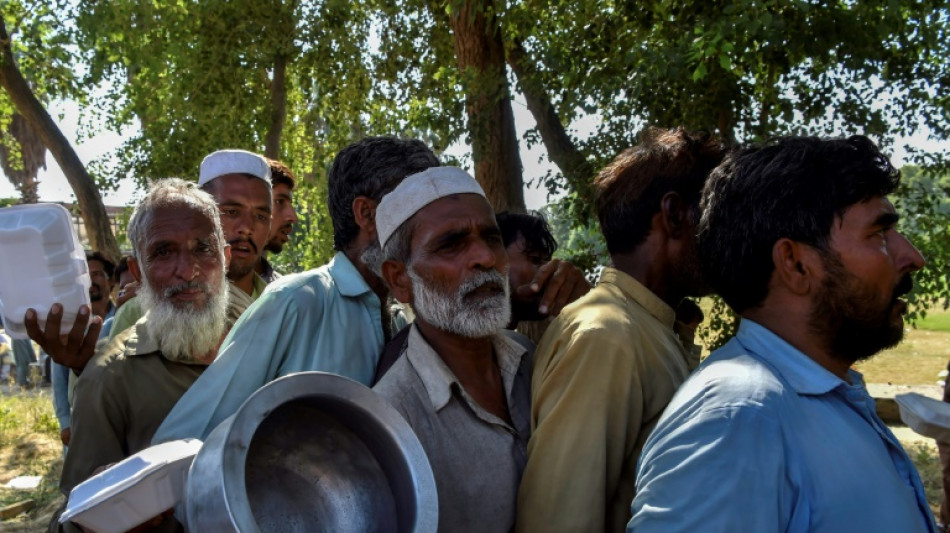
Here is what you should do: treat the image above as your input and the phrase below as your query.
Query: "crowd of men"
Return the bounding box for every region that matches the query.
[16,130,940,532]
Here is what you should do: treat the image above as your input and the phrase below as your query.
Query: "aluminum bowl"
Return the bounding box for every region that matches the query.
[185,372,437,532]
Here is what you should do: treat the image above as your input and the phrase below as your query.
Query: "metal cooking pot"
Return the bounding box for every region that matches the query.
[185,372,438,532]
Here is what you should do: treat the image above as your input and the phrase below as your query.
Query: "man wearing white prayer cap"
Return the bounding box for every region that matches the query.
[104,149,273,342]
[373,166,532,532]
[198,149,272,300]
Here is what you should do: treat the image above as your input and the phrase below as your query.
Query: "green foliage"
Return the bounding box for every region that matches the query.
[269,179,335,273]
[894,165,950,322]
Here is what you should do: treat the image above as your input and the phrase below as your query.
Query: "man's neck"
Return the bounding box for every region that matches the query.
[415,320,511,423]
[343,247,389,304]
[743,305,854,380]
[611,249,682,309]
[254,254,267,275]
[90,299,113,320]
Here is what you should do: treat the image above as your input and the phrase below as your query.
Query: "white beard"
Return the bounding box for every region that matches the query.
[137,273,229,364]
[408,267,511,339]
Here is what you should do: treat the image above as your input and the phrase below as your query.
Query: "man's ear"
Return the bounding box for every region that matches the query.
[223,244,232,269]
[352,196,378,236]
[659,192,690,239]
[382,259,412,304]
[128,257,143,283]
[771,238,821,295]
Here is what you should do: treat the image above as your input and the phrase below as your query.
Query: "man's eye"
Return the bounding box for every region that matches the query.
[257,214,270,222]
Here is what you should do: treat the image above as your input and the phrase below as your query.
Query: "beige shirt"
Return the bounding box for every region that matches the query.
[517,268,692,533]
[374,325,531,532]
[62,283,249,494]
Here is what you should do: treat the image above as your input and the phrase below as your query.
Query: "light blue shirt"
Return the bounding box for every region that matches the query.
[152,252,387,443]
[629,319,935,533]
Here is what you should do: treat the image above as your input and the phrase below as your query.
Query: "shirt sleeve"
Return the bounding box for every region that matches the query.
[61,360,127,494]
[629,404,793,533]
[151,287,308,443]
[517,328,643,533]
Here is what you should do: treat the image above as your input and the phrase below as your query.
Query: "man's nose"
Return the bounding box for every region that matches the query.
[894,231,926,274]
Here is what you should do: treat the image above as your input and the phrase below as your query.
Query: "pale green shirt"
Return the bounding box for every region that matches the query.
[153,252,390,443]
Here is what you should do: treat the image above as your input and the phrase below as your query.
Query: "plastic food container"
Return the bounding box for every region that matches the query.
[60,439,203,533]
[895,392,950,442]
[0,203,90,339]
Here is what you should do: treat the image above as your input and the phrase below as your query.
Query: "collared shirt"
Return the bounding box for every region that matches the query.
[517,267,692,533]
[61,316,206,494]
[374,325,531,532]
[629,319,936,533]
[153,252,388,443]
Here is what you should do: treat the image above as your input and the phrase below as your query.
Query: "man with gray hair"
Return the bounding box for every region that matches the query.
[373,167,531,531]
[26,179,247,497]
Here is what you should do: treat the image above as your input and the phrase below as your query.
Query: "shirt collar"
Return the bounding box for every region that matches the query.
[251,272,268,299]
[329,251,374,298]
[599,267,677,329]
[405,324,527,411]
[735,319,852,395]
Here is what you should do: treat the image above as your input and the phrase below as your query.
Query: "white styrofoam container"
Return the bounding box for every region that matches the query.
[894,392,950,442]
[60,439,203,533]
[0,203,90,339]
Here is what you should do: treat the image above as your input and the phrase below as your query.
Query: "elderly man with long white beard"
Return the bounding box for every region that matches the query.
[372,167,531,532]
[34,179,246,496]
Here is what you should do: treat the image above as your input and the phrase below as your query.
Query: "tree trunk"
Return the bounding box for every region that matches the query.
[448,0,525,213]
[264,52,288,159]
[506,40,596,209]
[0,112,46,204]
[0,18,120,261]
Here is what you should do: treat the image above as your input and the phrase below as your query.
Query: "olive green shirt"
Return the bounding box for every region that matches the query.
[62,282,251,494]
[517,268,693,533]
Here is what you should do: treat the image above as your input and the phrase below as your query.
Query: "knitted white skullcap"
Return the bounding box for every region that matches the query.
[198,149,271,187]
[376,166,486,249]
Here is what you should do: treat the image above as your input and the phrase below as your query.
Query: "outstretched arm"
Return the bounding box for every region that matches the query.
[24,304,101,374]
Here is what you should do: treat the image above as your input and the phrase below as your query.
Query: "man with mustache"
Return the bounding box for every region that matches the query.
[373,167,531,531]
[518,128,725,532]
[629,136,934,532]
[85,251,116,323]
[37,179,246,502]
[255,158,300,283]
[198,149,272,300]
[101,149,273,344]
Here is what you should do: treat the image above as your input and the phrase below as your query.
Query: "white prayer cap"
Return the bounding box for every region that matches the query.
[377,166,486,249]
[198,149,271,187]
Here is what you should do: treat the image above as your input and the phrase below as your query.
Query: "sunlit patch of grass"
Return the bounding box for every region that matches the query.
[0,391,64,527]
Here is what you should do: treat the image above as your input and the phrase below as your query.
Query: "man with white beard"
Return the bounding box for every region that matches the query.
[372,167,531,532]
[41,179,244,496]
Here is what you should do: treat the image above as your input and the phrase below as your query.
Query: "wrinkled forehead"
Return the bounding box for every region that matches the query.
[408,194,498,246]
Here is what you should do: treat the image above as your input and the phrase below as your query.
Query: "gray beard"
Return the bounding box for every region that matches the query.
[137,273,229,364]
[408,267,511,339]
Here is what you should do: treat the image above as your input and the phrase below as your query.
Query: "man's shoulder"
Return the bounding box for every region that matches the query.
[550,281,648,334]
[373,356,427,415]
[670,344,791,417]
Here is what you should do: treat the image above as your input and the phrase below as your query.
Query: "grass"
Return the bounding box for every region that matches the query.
[0,389,65,530]
[906,442,944,516]
[854,308,950,385]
